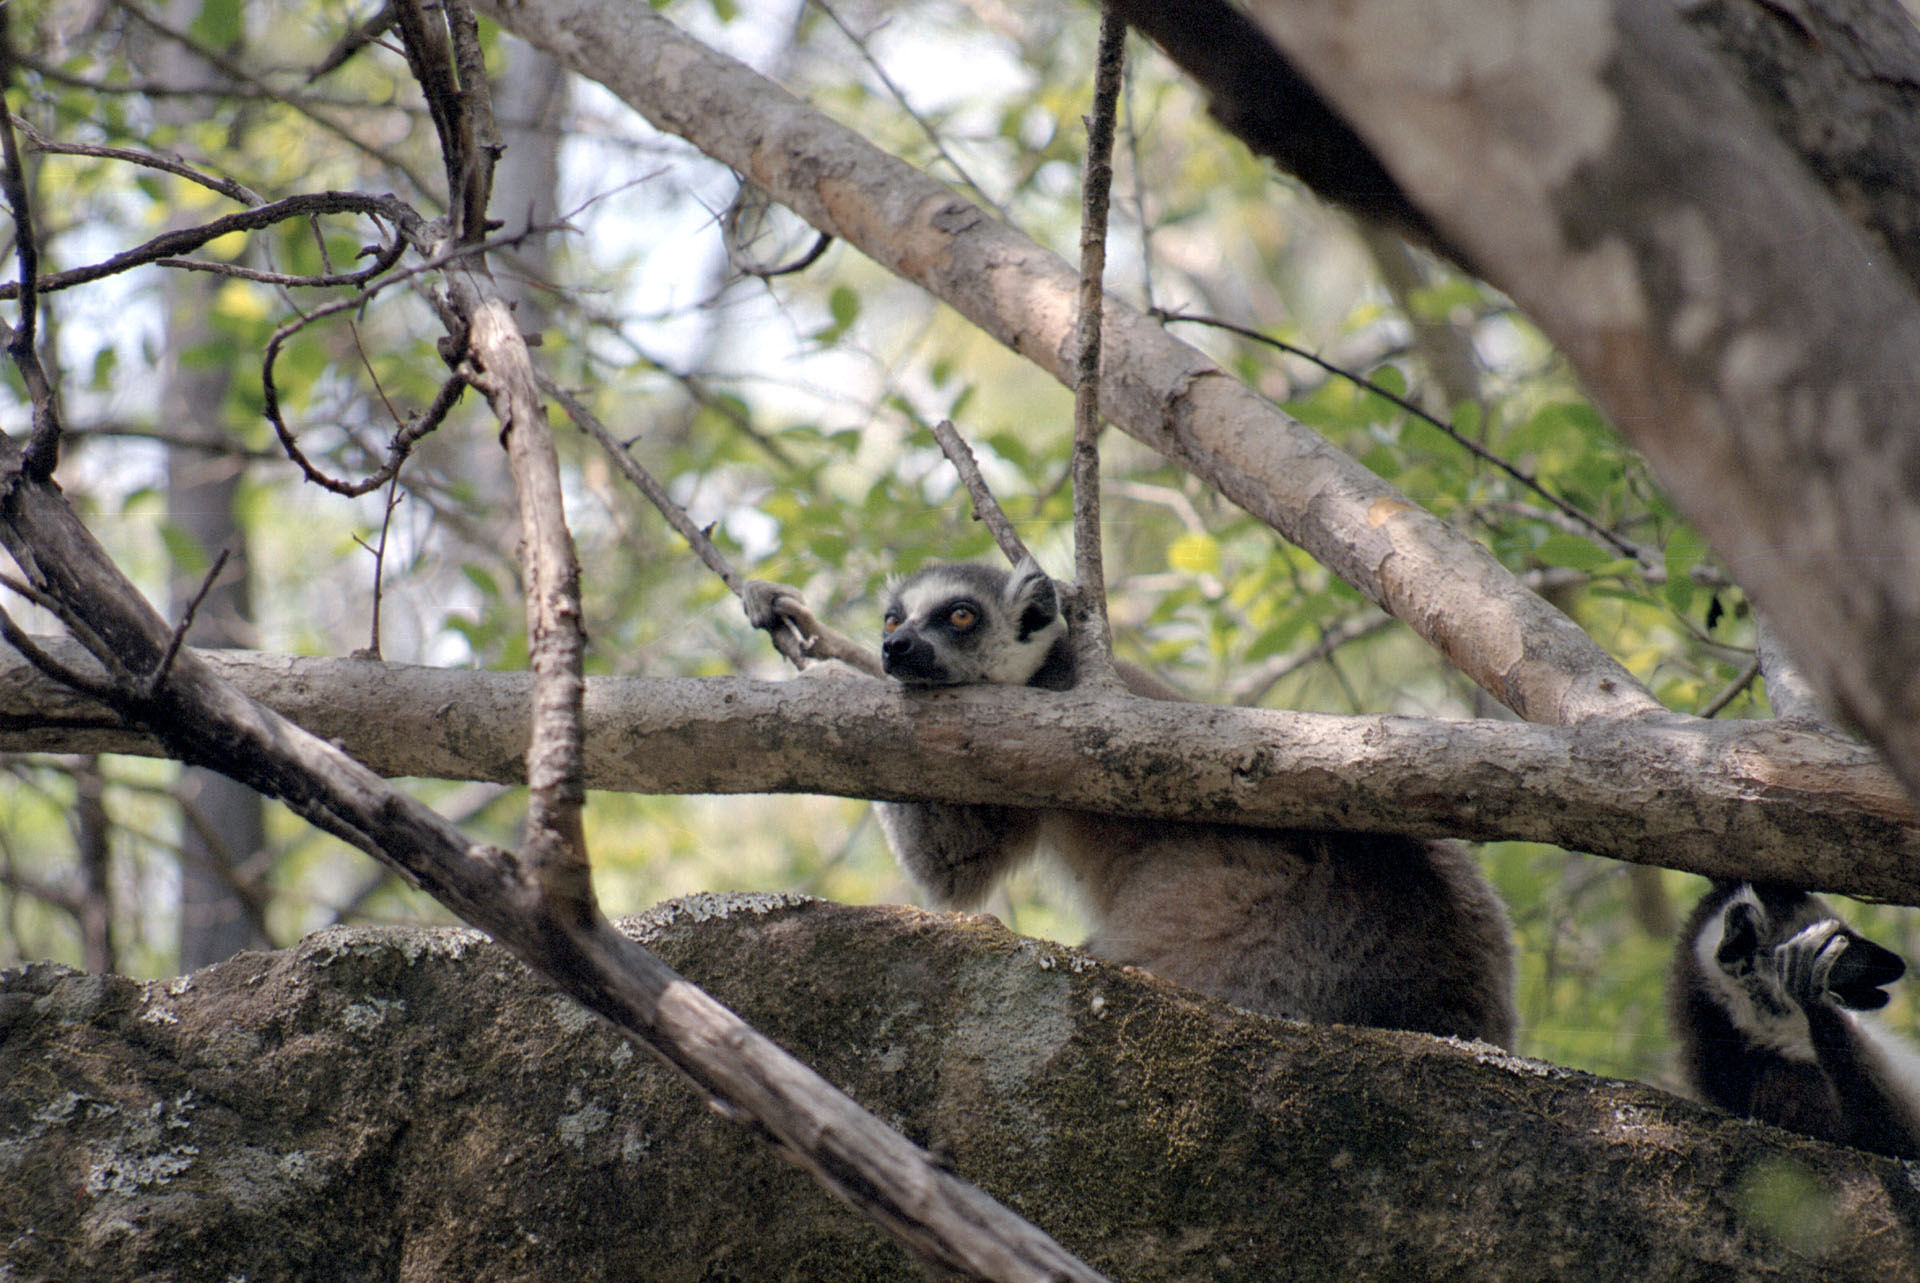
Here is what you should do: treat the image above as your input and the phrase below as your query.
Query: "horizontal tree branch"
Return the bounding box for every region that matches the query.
[5,639,1912,904]
[472,0,1663,730]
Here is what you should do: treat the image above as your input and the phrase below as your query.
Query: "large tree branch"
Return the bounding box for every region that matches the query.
[4,641,1911,904]
[472,0,1663,729]
[1220,0,1920,801]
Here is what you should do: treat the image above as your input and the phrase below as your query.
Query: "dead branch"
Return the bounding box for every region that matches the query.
[927,418,1032,567]
[1067,9,1125,683]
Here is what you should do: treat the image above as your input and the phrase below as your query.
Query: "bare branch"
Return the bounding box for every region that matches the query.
[928,419,1032,567]
[148,550,232,699]
[19,121,265,206]
[1757,615,1834,729]
[3,638,1914,908]
[390,0,496,240]
[0,20,60,481]
[457,293,593,909]
[1068,10,1125,680]
[0,191,423,300]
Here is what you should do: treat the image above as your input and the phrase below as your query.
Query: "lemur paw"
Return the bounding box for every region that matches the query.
[1777,920,1906,1012]
[742,579,807,633]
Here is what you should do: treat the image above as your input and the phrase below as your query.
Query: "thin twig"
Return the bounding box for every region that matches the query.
[261,221,571,496]
[19,122,265,206]
[0,16,59,480]
[735,228,833,280]
[1697,653,1762,719]
[309,1,397,83]
[0,600,117,702]
[1154,307,1652,569]
[1231,612,1399,706]
[545,372,874,674]
[813,0,1002,213]
[1122,54,1157,313]
[0,569,130,689]
[148,549,231,698]
[542,373,742,593]
[927,418,1031,567]
[1069,11,1126,672]
[352,485,406,660]
[115,0,439,199]
[0,190,422,300]
[156,237,407,289]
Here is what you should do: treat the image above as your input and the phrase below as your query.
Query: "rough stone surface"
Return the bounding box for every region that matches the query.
[3,895,1917,1281]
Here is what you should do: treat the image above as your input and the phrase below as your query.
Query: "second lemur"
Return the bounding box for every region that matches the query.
[1670,881,1920,1159]
[754,559,1516,1046]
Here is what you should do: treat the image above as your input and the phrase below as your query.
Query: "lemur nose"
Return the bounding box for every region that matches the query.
[883,632,913,657]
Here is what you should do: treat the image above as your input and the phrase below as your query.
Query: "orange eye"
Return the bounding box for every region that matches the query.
[948,606,977,630]
[883,617,901,634]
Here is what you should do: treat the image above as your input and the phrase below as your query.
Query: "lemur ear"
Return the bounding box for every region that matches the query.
[1005,557,1062,638]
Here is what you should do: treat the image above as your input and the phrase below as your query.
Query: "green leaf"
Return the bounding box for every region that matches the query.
[159,522,211,578]
[191,0,244,48]
[1532,533,1613,572]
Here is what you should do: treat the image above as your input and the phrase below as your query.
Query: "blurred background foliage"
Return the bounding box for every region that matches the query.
[3,0,1913,1093]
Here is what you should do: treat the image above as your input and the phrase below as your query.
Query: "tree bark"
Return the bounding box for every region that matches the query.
[4,895,1915,1282]
[1,640,1912,903]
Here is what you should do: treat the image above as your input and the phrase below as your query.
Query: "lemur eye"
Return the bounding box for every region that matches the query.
[883,616,901,634]
[948,606,977,630]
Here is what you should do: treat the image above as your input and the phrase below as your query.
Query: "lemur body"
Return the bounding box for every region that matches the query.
[862,559,1517,1046]
[1670,881,1920,1159]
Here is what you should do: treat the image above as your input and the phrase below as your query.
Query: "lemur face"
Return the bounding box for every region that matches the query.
[880,560,1066,687]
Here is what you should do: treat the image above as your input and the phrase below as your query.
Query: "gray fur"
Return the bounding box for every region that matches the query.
[876,560,1517,1047]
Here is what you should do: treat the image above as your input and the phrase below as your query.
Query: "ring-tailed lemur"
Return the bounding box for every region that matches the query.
[749,558,1517,1046]
[1670,881,1920,1159]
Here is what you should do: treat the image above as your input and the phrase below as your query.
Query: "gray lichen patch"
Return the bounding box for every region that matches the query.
[618,889,816,940]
